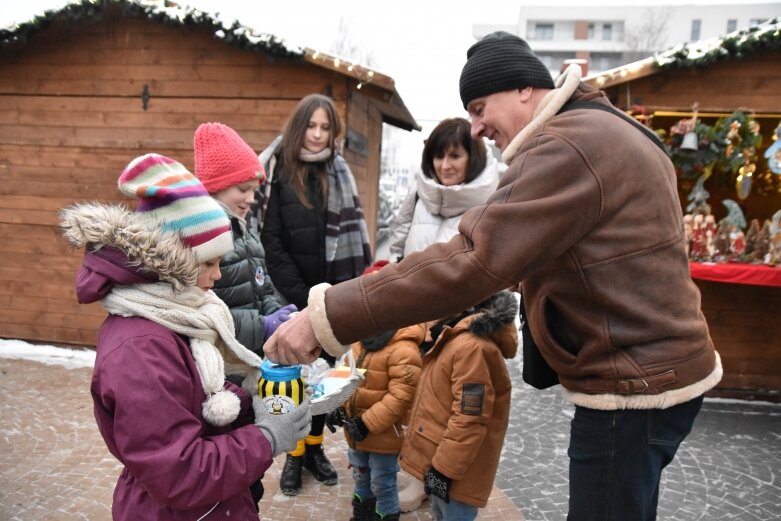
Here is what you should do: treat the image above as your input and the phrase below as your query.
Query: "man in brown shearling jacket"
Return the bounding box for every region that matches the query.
[266,31,721,521]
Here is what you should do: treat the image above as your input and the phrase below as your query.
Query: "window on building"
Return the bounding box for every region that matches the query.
[587,23,595,39]
[726,19,737,32]
[602,23,612,40]
[538,54,553,68]
[534,23,554,40]
[691,19,701,41]
[750,18,768,27]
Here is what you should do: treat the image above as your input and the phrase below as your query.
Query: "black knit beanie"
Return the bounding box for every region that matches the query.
[459,31,555,109]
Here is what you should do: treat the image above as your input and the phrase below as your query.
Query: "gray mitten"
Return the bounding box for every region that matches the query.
[252,395,312,457]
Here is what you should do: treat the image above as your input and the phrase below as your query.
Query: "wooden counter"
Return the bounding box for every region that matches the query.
[691,263,781,395]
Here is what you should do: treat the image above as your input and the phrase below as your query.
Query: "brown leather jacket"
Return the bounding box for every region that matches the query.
[343,324,424,453]
[399,292,518,508]
[317,83,721,410]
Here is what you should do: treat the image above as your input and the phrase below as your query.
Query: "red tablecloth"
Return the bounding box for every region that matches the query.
[689,261,781,288]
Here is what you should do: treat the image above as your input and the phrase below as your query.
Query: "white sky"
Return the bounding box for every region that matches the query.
[1,0,778,164]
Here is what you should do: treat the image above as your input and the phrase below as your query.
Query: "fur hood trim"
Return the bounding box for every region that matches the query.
[60,203,201,289]
[469,290,519,337]
[501,63,582,165]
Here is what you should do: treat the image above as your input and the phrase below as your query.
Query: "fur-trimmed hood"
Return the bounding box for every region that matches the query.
[468,290,519,340]
[427,290,519,360]
[61,203,201,295]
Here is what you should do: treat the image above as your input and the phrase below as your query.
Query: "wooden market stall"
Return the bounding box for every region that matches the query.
[584,19,781,397]
[0,0,419,347]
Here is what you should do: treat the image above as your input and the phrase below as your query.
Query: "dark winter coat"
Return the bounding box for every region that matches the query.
[213,213,282,354]
[261,164,328,309]
[399,292,518,508]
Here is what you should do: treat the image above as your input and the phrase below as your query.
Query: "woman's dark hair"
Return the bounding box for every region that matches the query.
[278,94,342,208]
[421,118,487,184]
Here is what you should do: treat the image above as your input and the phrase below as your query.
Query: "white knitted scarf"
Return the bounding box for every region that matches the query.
[102,282,263,426]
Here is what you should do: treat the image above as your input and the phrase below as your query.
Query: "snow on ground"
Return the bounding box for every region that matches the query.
[0,338,94,369]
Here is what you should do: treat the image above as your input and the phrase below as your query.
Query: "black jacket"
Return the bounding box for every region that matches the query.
[213,214,282,354]
[261,167,327,310]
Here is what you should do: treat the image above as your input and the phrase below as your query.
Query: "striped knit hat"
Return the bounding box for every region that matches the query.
[118,154,233,263]
[193,122,266,193]
[459,31,555,109]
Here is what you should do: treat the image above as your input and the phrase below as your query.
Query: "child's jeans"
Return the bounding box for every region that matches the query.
[347,448,400,515]
[430,496,478,521]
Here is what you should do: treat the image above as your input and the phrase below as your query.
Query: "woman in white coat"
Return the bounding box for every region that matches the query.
[388,117,500,263]
[387,117,500,512]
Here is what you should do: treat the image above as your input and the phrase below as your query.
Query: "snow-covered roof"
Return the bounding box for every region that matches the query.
[0,0,302,56]
[585,17,781,89]
[0,0,419,130]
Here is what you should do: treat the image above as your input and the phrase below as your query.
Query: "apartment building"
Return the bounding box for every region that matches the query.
[473,3,781,76]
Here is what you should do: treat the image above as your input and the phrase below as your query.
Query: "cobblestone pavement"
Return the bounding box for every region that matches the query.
[499,359,781,521]
[0,356,522,520]
[2,352,780,521]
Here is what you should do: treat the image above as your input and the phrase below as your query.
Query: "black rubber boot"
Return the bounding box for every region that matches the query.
[303,443,338,485]
[279,454,303,496]
[350,493,377,521]
[373,511,400,521]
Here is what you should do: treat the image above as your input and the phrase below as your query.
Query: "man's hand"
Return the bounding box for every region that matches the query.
[263,308,321,364]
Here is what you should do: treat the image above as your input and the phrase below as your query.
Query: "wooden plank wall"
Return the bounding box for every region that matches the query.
[604,49,781,113]
[344,91,384,252]
[695,280,781,392]
[0,10,380,346]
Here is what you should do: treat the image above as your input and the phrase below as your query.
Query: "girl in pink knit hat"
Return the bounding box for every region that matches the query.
[193,122,300,509]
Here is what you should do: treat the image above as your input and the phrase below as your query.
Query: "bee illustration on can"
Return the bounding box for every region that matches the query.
[258,360,304,415]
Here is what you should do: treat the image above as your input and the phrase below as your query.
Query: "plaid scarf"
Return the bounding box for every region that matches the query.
[324,155,372,283]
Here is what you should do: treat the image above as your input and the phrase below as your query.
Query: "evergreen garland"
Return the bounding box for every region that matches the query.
[655,17,781,70]
[0,0,302,59]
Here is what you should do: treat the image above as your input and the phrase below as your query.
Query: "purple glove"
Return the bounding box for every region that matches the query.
[263,304,298,339]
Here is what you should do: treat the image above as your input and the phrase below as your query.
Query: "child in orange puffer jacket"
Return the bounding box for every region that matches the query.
[326,261,424,521]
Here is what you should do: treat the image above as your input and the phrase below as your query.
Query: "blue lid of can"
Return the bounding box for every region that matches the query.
[260,359,302,382]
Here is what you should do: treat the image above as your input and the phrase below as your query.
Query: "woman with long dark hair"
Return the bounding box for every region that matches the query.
[260,93,372,495]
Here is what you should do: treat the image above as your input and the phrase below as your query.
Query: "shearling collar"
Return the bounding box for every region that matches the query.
[60,203,200,289]
[501,63,582,165]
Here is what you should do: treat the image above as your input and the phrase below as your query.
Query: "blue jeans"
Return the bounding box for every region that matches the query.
[567,395,704,521]
[430,496,478,521]
[347,448,400,515]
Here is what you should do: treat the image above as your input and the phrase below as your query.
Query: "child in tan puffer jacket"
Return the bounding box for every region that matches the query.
[326,263,424,521]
